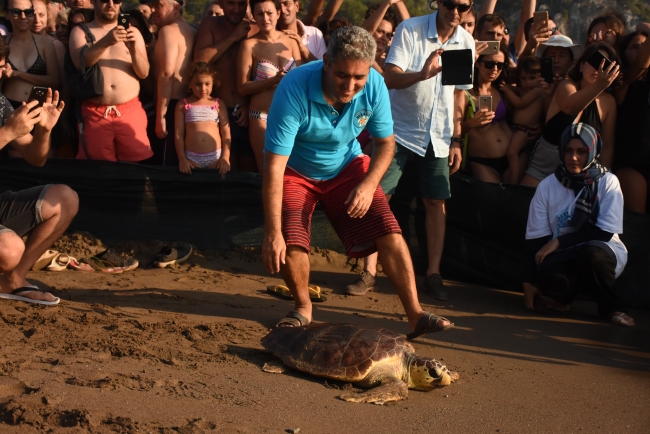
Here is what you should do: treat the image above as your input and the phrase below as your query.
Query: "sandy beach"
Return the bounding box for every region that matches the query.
[1,233,649,433]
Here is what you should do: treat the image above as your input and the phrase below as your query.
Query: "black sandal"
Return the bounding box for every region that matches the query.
[406,312,454,340]
[275,310,310,328]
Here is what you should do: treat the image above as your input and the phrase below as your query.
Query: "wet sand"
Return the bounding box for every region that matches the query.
[1,235,649,433]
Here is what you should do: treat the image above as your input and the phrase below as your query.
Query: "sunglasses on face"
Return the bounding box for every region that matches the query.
[441,0,472,13]
[480,60,505,70]
[9,8,35,17]
[99,0,123,4]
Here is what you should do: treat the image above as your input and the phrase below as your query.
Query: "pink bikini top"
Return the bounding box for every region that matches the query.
[254,58,296,81]
[184,99,219,124]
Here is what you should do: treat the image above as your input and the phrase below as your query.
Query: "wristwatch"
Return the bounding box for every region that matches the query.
[450,137,463,146]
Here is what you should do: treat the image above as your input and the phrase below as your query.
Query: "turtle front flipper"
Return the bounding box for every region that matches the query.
[339,378,408,404]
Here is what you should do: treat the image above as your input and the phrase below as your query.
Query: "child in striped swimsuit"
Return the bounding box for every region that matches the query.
[174,62,232,175]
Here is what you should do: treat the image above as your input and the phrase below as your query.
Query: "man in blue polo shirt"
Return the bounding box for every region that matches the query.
[262,26,453,340]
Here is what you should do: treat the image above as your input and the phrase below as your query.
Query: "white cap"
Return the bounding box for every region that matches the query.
[535,35,583,60]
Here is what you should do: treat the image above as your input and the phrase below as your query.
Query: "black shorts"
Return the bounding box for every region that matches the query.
[227,107,254,156]
[0,185,51,237]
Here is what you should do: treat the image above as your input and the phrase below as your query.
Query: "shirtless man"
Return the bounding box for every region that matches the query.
[149,0,196,167]
[69,0,152,161]
[194,0,257,172]
[277,0,326,60]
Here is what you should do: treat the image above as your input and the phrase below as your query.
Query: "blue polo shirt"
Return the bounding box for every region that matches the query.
[265,60,393,180]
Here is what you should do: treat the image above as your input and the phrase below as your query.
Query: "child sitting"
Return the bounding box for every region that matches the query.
[174,62,231,175]
[500,57,545,184]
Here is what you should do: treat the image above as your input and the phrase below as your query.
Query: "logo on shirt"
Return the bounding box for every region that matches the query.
[354,109,372,128]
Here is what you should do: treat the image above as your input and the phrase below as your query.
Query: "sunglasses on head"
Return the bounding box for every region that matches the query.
[441,0,472,13]
[9,8,35,17]
[480,60,505,70]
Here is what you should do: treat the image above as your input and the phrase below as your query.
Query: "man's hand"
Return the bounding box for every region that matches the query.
[125,26,138,50]
[345,180,376,218]
[262,231,286,274]
[5,101,42,140]
[230,19,251,42]
[37,89,64,132]
[282,30,311,59]
[535,238,560,264]
[448,142,462,175]
[474,41,488,61]
[103,25,128,46]
[234,105,249,127]
[420,49,443,81]
[155,117,167,139]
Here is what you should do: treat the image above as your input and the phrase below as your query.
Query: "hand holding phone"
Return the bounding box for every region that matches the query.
[478,41,499,55]
[533,11,548,29]
[27,86,48,112]
[118,13,130,29]
[540,57,554,83]
[586,50,612,71]
[479,95,492,112]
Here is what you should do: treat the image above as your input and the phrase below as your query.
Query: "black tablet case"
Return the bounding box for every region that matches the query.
[441,49,473,86]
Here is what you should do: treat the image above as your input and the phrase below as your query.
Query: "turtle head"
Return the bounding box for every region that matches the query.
[408,356,457,391]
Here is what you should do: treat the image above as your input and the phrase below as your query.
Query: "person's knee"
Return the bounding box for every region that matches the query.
[576,245,606,266]
[0,232,25,271]
[42,184,79,220]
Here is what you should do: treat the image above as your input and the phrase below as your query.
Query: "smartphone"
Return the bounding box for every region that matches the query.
[540,57,554,83]
[479,95,492,112]
[586,50,612,71]
[533,11,548,29]
[478,41,500,55]
[118,13,129,29]
[27,86,48,112]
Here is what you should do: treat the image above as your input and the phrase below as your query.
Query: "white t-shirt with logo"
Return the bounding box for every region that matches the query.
[525,172,628,278]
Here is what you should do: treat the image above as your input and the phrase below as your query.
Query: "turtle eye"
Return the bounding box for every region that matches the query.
[428,368,442,379]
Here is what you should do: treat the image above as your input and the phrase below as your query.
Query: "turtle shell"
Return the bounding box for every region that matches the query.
[261,323,414,382]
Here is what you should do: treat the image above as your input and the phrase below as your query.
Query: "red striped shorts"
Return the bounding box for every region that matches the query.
[282,155,401,258]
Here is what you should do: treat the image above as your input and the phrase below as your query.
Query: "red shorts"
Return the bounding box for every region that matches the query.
[76,97,153,162]
[282,155,401,258]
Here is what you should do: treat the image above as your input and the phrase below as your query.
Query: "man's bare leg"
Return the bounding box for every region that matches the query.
[422,198,445,276]
[280,246,313,323]
[375,233,451,331]
[0,185,79,302]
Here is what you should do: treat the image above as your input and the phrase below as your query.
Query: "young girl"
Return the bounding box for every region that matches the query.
[175,62,231,175]
[236,0,303,173]
[500,56,545,184]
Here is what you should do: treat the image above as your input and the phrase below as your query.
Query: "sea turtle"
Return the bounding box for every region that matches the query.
[261,323,458,404]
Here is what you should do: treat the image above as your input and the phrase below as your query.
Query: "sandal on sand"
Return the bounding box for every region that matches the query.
[610,312,634,327]
[406,312,454,341]
[31,250,59,271]
[46,254,75,272]
[0,285,60,305]
[81,257,126,274]
[276,310,310,328]
[69,259,95,272]
[266,285,327,302]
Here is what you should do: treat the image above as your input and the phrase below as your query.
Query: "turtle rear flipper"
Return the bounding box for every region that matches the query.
[339,379,408,404]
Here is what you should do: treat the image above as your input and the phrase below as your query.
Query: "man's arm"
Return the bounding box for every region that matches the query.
[315,0,345,26]
[193,17,250,64]
[155,27,177,138]
[69,25,123,70]
[127,27,150,79]
[302,0,325,26]
[383,48,443,90]
[262,151,290,273]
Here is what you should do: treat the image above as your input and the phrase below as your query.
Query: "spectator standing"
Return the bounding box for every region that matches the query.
[148,0,196,167]
[2,0,59,108]
[276,0,326,60]
[66,0,90,9]
[68,0,152,161]
[586,13,625,50]
[523,123,633,327]
[351,0,475,301]
[136,2,152,19]
[194,0,257,172]
[46,0,65,36]
[205,0,223,17]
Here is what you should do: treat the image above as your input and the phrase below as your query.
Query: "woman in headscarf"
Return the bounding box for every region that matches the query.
[522,123,633,326]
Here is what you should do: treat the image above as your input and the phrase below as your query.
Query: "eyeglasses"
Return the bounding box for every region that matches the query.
[587,29,616,42]
[98,0,123,4]
[504,27,509,36]
[441,0,472,13]
[480,60,505,70]
[386,32,394,40]
[9,8,35,17]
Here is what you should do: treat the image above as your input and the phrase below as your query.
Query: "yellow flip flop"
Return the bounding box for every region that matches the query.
[266,285,327,302]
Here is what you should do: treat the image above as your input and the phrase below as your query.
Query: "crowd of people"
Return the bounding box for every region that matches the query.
[0,0,647,331]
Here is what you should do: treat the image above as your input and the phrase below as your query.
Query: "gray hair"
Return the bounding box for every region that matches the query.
[326,26,376,64]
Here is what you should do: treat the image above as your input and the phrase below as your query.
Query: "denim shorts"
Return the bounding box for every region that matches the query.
[0,185,50,237]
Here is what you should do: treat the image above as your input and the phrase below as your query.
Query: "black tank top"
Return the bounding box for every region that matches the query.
[541,99,602,145]
[615,73,650,167]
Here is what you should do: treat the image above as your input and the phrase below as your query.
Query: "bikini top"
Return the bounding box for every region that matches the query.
[7,34,47,75]
[491,95,507,125]
[542,99,602,145]
[254,58,296,81]
[184,99,219,124]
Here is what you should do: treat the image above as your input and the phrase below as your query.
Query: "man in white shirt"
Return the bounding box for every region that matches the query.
[380,0,475,301]
[277,0,326,60]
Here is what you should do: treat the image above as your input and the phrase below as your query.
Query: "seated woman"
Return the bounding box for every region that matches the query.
[2,0,59,109]
[236,0,303,173]
[613,24,650,214]
[455,46,513,183]
[521,42,620,187]
[523,123,633,327]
